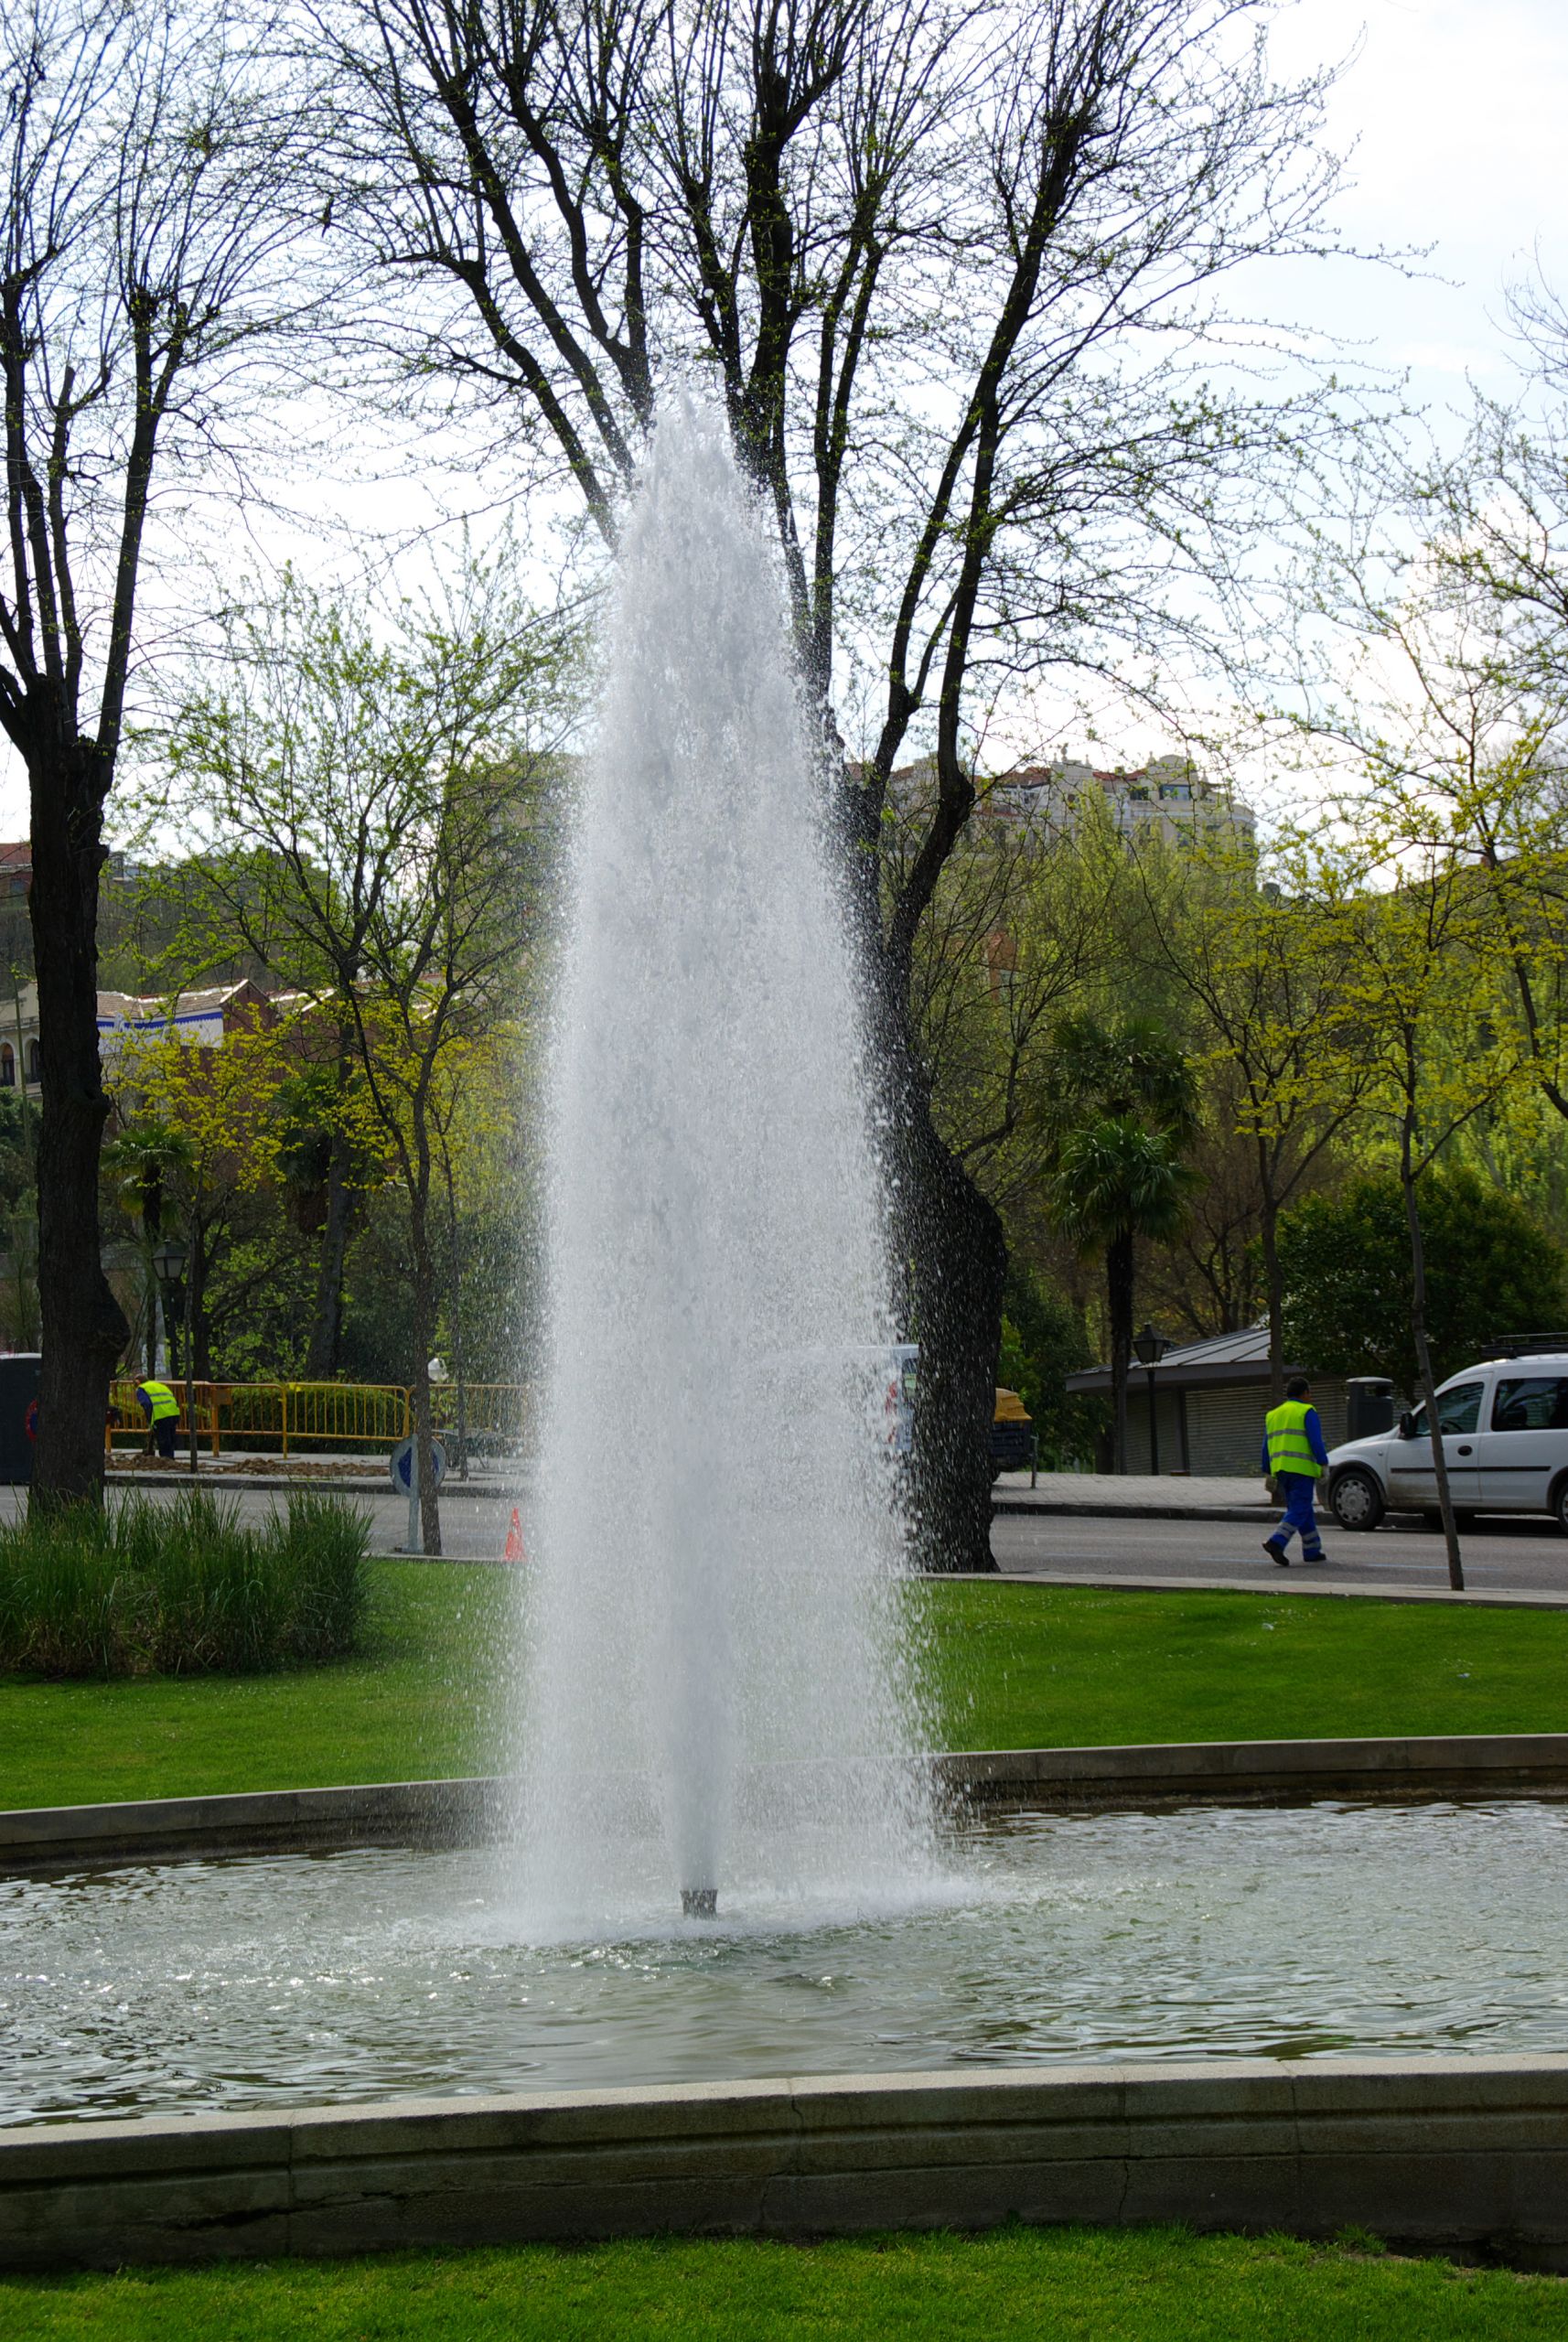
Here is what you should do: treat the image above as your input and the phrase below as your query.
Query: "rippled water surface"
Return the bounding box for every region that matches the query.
[5,1799,1567,2127]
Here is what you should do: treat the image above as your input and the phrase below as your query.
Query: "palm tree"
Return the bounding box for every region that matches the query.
[1038,1017,1197,1473]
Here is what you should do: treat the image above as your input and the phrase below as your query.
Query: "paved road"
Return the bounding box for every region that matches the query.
[349,1486,521,1560]
[8,1474,1568,1591]
[989,1509,1568,1595]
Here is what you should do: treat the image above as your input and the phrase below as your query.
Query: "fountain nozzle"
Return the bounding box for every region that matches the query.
[681,1886,717,1918]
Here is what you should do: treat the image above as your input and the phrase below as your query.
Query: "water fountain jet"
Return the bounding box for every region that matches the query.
[507,397,934,1932]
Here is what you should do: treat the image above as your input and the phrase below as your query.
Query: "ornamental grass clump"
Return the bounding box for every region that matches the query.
[0,1490,369,1677]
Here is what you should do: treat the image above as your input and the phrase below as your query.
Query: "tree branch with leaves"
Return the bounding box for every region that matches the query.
[310,0,1364,1563]
[160,557,577,1549]
[0,0,312,1502]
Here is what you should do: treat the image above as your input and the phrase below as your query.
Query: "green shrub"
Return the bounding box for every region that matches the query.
[0,1490,369,1678]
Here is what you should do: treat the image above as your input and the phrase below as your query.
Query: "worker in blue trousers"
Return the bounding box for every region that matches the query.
[1261,1376,1330,1565]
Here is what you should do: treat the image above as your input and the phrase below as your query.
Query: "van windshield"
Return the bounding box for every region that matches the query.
[1408,1381,1483,1439]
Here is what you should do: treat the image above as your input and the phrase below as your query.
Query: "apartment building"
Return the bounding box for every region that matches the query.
[977,752,1256,849]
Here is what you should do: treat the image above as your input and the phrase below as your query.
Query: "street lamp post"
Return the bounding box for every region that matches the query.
[151,1237,196,1477]
[1132,1322,1172,1475]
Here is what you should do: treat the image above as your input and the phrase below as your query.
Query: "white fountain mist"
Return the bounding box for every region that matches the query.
[507,399,936,1933]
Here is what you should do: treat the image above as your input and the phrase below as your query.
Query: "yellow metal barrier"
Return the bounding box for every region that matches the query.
[215,1382,286,1455]
[107,1379,529,1458]
[430,1382,532,1445]
[282,1382,411,1455]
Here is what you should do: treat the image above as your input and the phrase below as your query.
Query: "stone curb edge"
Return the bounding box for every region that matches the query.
[947,1570,1568,1609]
[7,2057,1568,2271]
[103,1473,524,1501]
[101,1479,1278,1519]
[6,1734,1568,1869]
[991,1496,1286,1520]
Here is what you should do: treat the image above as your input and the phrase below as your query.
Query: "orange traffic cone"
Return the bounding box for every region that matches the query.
[503,1507,527,1564]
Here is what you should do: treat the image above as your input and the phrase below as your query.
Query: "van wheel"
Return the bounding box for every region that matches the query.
[1554,1481,1568,1535]
[1330,1468,1383,1531]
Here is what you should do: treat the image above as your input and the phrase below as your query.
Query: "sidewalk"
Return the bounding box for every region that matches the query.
[103,1461,1294,1517]
[104,1450,526,1499]
[993,1470,1292,1522]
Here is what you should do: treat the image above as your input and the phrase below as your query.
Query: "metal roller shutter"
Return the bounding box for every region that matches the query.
[1188,1386,1265,1476]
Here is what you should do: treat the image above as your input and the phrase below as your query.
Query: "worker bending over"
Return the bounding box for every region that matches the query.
[135,1377,180,1460]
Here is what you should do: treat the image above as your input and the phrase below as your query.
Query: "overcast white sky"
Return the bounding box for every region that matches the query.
[8,0,1568,840]
[1268,0,1568,406]
[998,0,1568,792]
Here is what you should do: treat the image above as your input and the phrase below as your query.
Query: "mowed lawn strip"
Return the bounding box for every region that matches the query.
[0,1563,505,1812]
[925,1581,1568,1753]
[5,2229,1568,2342]
[5,1570,1568,1811]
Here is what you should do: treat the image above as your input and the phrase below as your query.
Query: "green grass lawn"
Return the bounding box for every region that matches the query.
[923,1577,1568,1751]
[5,2229,1568,2341]
[5,1566,1568,1810]
[0,1563,499,1810]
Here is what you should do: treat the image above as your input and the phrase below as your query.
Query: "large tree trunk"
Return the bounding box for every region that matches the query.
[1259,1146,1286,1404]
[1106,1229,1134,1474]
[856,809,1004,1575]
[408,1190,442,1558]
[192,1218,213,1381]
[141,1187,164,1378]
[305,1113,354,1377]
[1402,1137,1463,1592]
[182,1221,199,1477]
[28,747,130,1509]
[444,1158,469,1480]
[136,1259,155,1380]
[885,1011,1004,1574]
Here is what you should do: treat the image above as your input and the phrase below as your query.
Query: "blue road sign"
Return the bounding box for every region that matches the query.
[390,1435,447,1494]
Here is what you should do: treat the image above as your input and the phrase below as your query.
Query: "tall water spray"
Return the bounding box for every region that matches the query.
[509,402,935,1931]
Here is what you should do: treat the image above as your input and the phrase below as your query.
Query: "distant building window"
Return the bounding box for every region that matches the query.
[1159,782,1193,800]
[0,1047,12,1089]
[1126,785,1150,800]
[26,1040,39,1083]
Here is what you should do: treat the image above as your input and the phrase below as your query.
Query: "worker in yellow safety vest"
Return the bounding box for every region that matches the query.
[1261,1376,1330,1566]
[135,1377,180,1460]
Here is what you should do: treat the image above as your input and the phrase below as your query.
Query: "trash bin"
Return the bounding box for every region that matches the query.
[990,1387,1034,1479]
[0,1352,41,1483]
[1345,1376,1395,1441]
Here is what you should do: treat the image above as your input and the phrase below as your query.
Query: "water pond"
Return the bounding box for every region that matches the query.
[5,1798,1566,2128]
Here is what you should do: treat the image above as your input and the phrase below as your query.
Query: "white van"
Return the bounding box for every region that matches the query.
[1326,1350,1568,1532]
